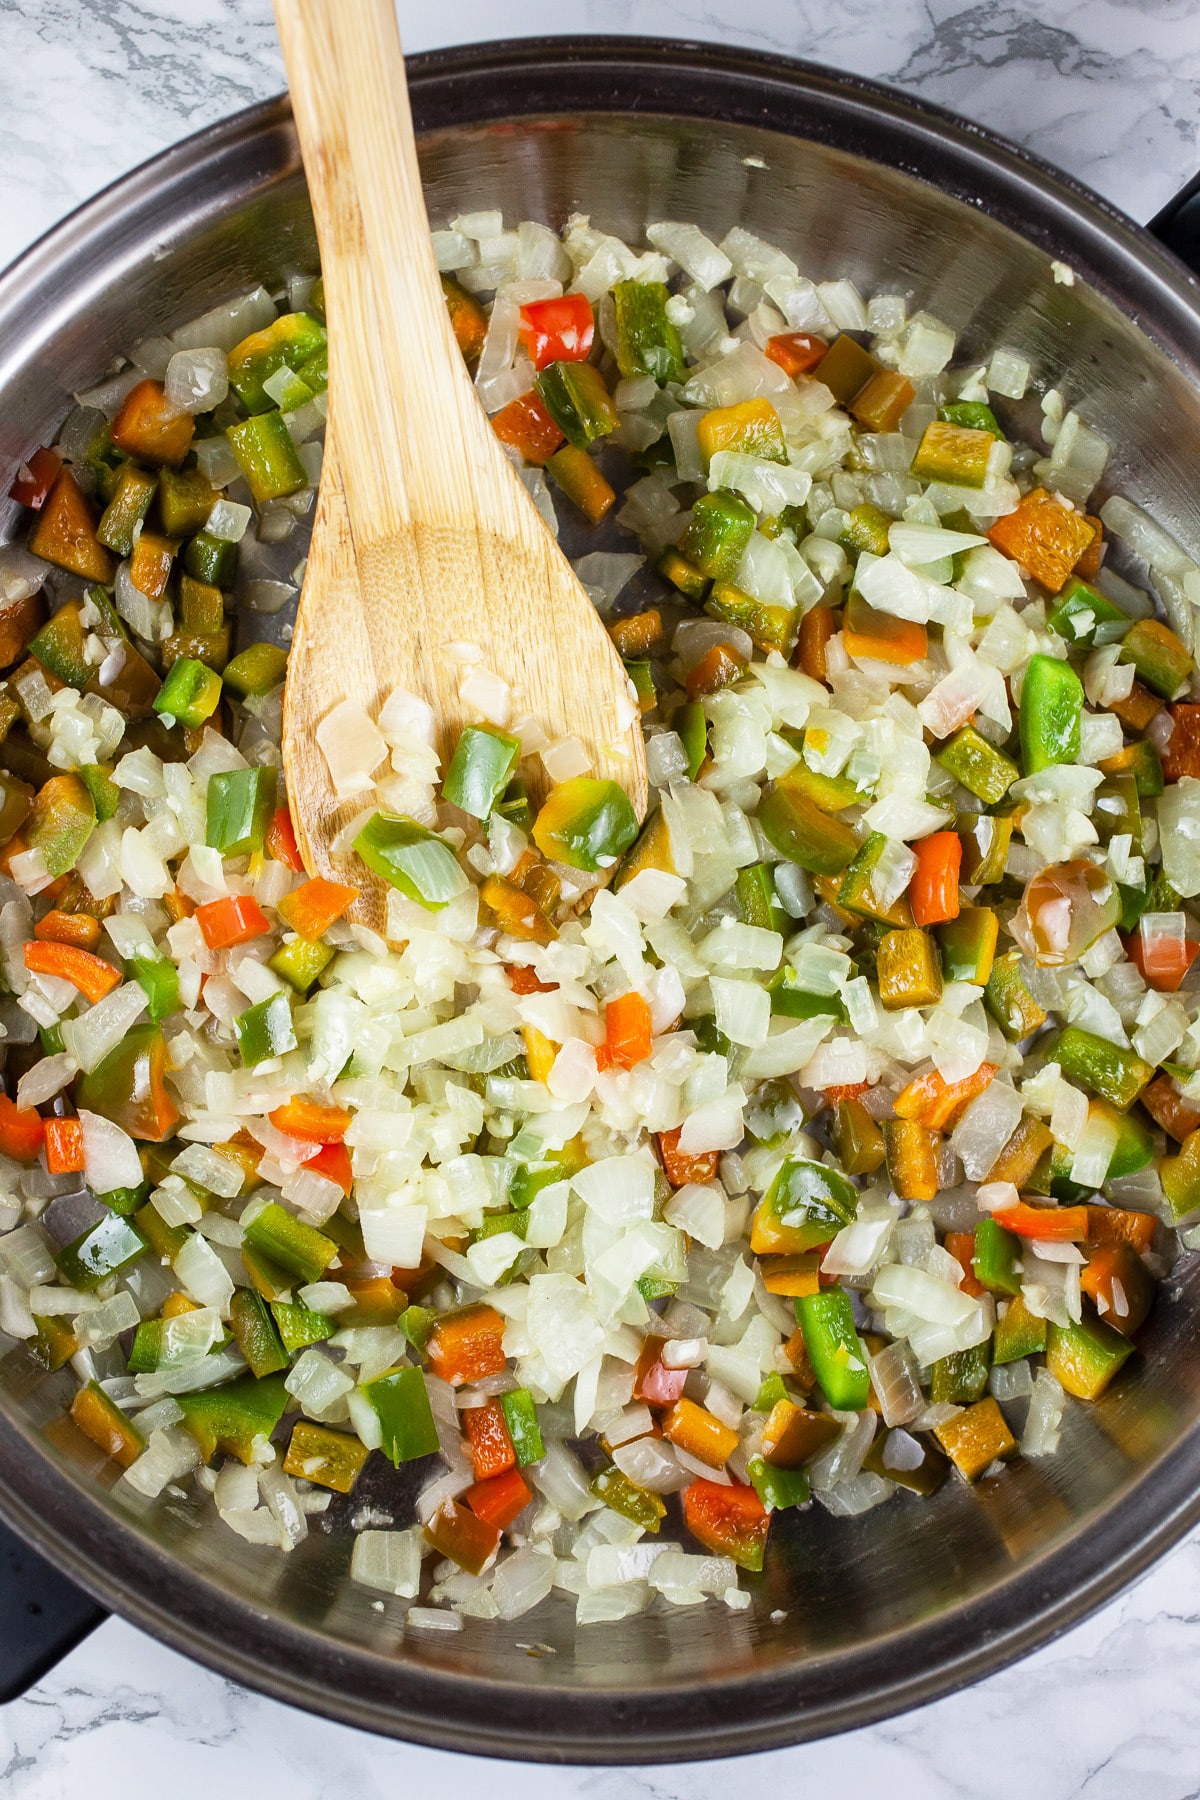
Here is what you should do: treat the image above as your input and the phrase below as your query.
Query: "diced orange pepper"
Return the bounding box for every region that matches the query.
[1125,928,1200,993]
[633,1333,687,1407]
[268,1096,351,1144]
[265,805,304,872]
[683,1478,770,1572]
[44,1116,85,1174]
[599,990,653,1071]
[894,1062,997,1132]
[491,390,566,465]
[506,964,555,996]
[128,531,175,601]
[760,1399,839,1466]
[686,642,747,700]
[308,1140,353,1197]
[342,1274,406,1326]
[882,1119,940,1202]
[1085,1204,1157,1256]
[844,592,927,665]
[442,277,487,364]
[1140,1074,1200,1144]
[944,1230,986,1299]
[462,1400,517,1481]
[0,1093,45,1162]
[34,909,101,951]
[425,1303,507,1386]
[27,469,115,584]
[110,378,195,467]
[986,1114,1055,1186]
[163,886,195,923]
[1109,680,1162,735]
[764,332,828,378]
[993,1202,1088,1242]
[824,1082,870,1106]
[987,487,1096,594]
[194,894,271,950]
[1162,703,1200,782]
[464,1466,532,1531]
[796,603,836,684]
[849,370,915,432]
[545,444,616,524]
[608,610,663,657]
[933,1396,1016,1482]
[0,832,28,878]
[757,1252,823,1297]
[69,1383,144,1470]
[423,1496,501,1576]
[23,939,121,1003]
[909,831,961,927]
[9,446,62,510]
[1074,516,1105,582]
[277,876,357,941]
[480,874,556,945]
[662,1396,739,1469]
[1080,1241,1154,1337]
[657,1125,719,1188]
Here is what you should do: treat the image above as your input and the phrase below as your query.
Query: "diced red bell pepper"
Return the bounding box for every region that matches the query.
[462,1400,517,1481]
[657,1125,718,1187]
[308,1140,353,1196]
[423,1497,501,1576]
[266,805,304,872]
[425,1303,508,1386]
[0,1093,45,1162]
[9,447,62,510]
[1125,928,1200,993]
[269,1096,351,1143]
[465,1466,532,1532]
[491,391,566,465]
[633,1333,688,1407]
[683,1478,771,1572]
[44,1116,85,1175]
[518,294,595,371]
[194,894,271,950]
[909,830,961,927]
[764,332,828,378]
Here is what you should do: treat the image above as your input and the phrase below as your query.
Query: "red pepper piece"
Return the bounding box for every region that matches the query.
[194,894,271,950]
[683,1478,771,1572]
[462,1400,516,1481]
[266,805,304,872]
[657,1125,718,1187]
[44,1116,85,1175]
[9,447,62,510]
[633,1333,687,1407]
[909,830,961,927]
[465,1467,532,1531]
[518,293,595,370]
[0,1093,45,1162]
[308,1141,353,1196]
[425,1304,508,1386]
[993,1202,1088,1242]
[764,332,828,378]
[423,1497,502,1576]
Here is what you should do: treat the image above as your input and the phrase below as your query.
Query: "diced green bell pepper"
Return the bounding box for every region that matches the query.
[992,1293,1047,1364]
[442,724,521,820]
[178,577,225,635]
[836,831,914,925]
[494,777,534,832]
[736,862,786,933]
[958,812,1012,887]
[183,530,238,588]
[911,419,994,487]
[1046,575,1128,647]
[178,1371,289,1463]
[675,701,708,780]
[354,811,467,907]
[398,1303,437,1350]
[612,280,685,384]
[206,764,276,857]
[758,780,858,876]
[972,1214,1022,1296]
[531,777,639,872]
[153,656,222,729]
[831,1096,886,1175]
[127,952,180,1023]
[31,600,90,688]
[657,547,710,602]
[226,410,306,504]
[96,1182,150,1217]
[939,399,1005,439]
[243,1201,336,1285]
[935,724,1019,805]
[269,937,334,994]
[937,905,999,986]
[746,1453,810,1511]
[679,490,756,584]
[794,1287,870,1410]
[157,467,215,538]
[1053,1024,1154,1110]
[78,763,121,823]
[228,312,328,414]
[1019,653,1083,773]
[222,641,289,698]
[229,1286,289,1376]
[361,1364,440,1465]
[235,991,298,1067]
[499,1387,546,1466]
[1119,618,1194,699]
[753,1373,789,1413]
[930,1342,990,1404]
[840,502,891,558]
[754,1158,859,1254]
[1046,1313,1133,1400]
[534,360,618,449]
[56,1212,149,1291]
[985,951,1047,1041]
[97,464,158,555]
[591,1464,666,1531]
[768,966,846,1021]
[271,1297,335,1353]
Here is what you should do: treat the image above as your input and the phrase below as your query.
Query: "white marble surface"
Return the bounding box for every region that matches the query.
[2,0,1200,1792]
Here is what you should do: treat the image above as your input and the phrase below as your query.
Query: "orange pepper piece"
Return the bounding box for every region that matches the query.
[462,1400,517,1481]
[491,390,566,465]
[987,486,1096,594]
[277,876,358,941]
[110,378,195,467]
[599,990,653,1071]
[265,805,304,872]
[844,592,927,665]
[34,909,102,951]
[0,1093,45,1162]
[464,1467,532,1531]
[23,939,121,1003]
[44,1116,85,1174]
[657,1125,719,1188]
[993,1201,1088,1241]
[909,831,961,927]
[894,1062,997,1132]
[27,469,115,584]
[194,894,271,950]
[268,1096,351,1144]
[425,1304,508,1386]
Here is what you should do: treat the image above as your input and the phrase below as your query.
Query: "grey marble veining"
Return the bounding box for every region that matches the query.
[2,1,1200,1794]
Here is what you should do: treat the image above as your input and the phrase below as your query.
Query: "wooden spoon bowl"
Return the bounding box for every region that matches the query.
[274,0,647,934]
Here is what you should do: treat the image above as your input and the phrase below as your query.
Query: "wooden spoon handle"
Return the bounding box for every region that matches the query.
[274,0,508,539]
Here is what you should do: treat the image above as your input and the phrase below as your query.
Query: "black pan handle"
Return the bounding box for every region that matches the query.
[1149,173,1200,277]
[0,1513,106,1700]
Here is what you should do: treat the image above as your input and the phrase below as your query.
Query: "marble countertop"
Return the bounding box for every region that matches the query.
[2,0,1200,1793]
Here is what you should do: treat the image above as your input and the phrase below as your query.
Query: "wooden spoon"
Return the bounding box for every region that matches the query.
[272,0,647,933]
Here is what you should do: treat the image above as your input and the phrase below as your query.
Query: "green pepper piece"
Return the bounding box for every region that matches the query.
[752,1372,789,1413]
[1162,1131,1200,1224]
[755,1158,859,1254]
[1053,1024,1154,1110]
[590,1464,666,1532]
[835,831,914,925]
[183,529,238,588]
[96,464,158,556]
[228,1288,289,1377]
[178,1371,289,1464]
[24,773,96,879]
[39,1022,66,1058]
[985,951,1047,1041]
[222,641,289,699]
[206,765,276,857]
[937,905,999,986]
[746,1453,810,1512]
[157,467,216,538]
[442,724,521,821]
[612,280,685,384]
[30,1314,78,1372]
[1046,574,1128,647]
[153,656,222,729]
[228,312,328,414]
[271,1298,335,1353]
[177,575,224,637]
[77,763,121,824]
[134,1199,188,1263]
[534,360,618,449]
[1046,1313,1133,1400]
[268,937,334,994]
[935,724,1019,805]
[795,1287,870,1410]
[862,1428,949,1496]
[1094,772,1143,850]
[675,701,708,780]
[127,952,180,1023]
[636,1274,677,1302]
[831,1097,886,1175]
[354,811,467,907]
[75,1022,179,1142]
[1101,737,1163,800]
[678,490,756,584]
[1101,1101,1155,1180]
[839,502,891,559]
[736,863,786,933]
[989,1295,1046,1365]
[657,547,710,603]
[361,1365,440,1465]
[296,344,329,395]
[398,1303,438,1350]
[768,966,846,1021]
[494,777,534,832]
[235,992,298,1067]
[30,600,90,689]
[623,658,656,711]
[99,1181,150,1217]
[226,411,306,504]
[531,777,639,872]
[758,781,858,876]
[1119,618,1194,700]
[958,812,1012,887]
[930,1342,990,1404]
[972,1215,1022,1296]
[56,1213,148,1291]
[1019,653,1083,773]
[938,399,1005,439]
[498,1387,546,1466]
[243,1201,336,1285]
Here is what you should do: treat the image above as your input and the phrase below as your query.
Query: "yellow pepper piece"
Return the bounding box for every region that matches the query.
[877,927,943,1009]
[933,1397,1017,1482]
[696,397,787,467]
[522,1024,558,1085]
